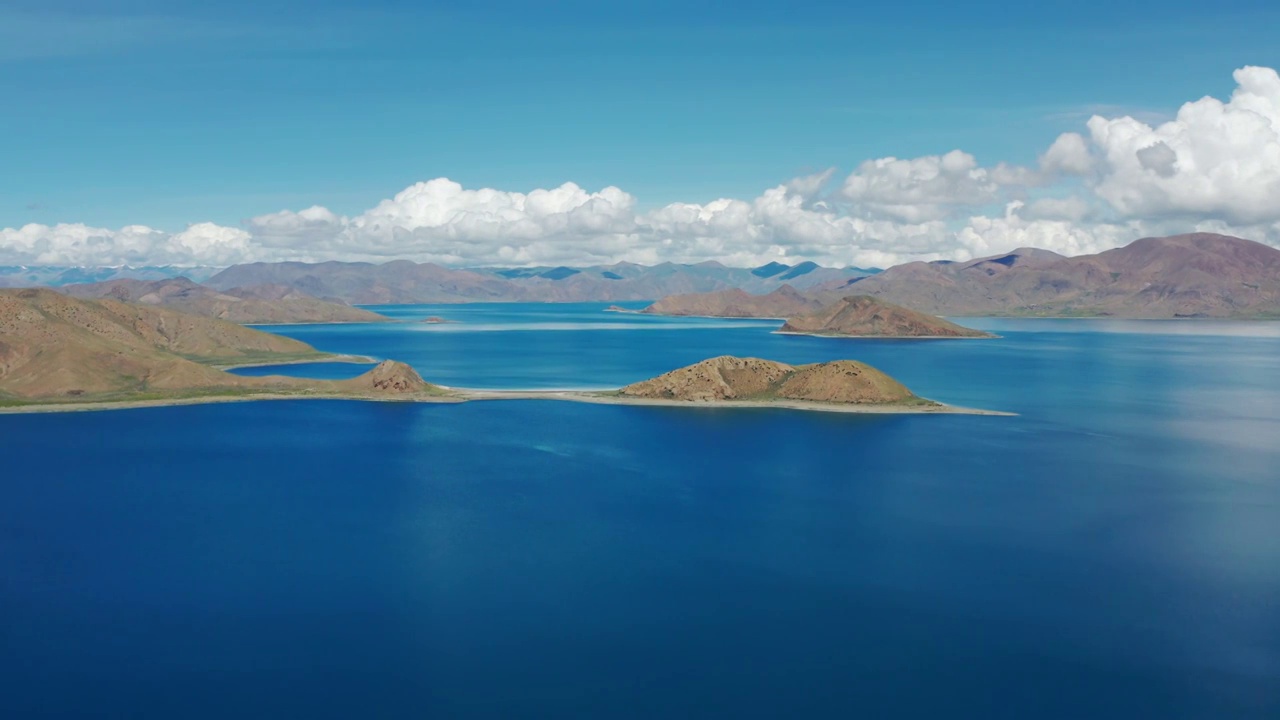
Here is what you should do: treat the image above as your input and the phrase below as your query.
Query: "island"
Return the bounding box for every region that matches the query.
[450,356,1008,415]
[779,296,994,338]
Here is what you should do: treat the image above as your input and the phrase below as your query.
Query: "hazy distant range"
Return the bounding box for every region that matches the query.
[6,232,1279,319]
[0,260,877,304]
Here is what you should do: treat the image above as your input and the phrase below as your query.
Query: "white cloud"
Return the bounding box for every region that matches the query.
[1040,132,1094,175]
[247,206,347,244]
[838,150,1030,223]
[1085,65,1280,225]
[1016,196,1094,222]
[164,223,252,266]
[4,66,1280,270]
[956,206,1146,259]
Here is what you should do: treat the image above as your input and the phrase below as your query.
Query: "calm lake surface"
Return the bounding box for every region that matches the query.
[3,303,1278,718]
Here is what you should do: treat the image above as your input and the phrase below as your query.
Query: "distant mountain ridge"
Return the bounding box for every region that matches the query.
[61,277,389,324]
[0,265,221,288]
[205,260,876,304]
[646,234,1280,320]
[821,233,1280,318]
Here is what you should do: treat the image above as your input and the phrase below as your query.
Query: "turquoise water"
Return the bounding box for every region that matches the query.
[3,304,1279,718]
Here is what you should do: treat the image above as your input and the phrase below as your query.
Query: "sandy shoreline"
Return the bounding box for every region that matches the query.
[0,388,1013,416]
[213,354,378,370]
[772,330,997,340]
[454,390,1014,415]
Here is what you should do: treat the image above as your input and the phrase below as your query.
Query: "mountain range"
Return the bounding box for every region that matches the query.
[0,264,221,288]
[61,277,389,324]
[204,260,875,304]
[645,234,1280,320]
[814,233,1280,318]
[9,233,1279,319]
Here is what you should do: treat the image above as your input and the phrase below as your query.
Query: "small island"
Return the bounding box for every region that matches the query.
[779,296,994,338]
[455,356,1009,415]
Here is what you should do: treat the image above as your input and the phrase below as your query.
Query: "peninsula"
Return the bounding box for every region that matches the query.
[0,288,441,409]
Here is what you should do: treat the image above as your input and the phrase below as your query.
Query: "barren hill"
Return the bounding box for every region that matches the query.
[641,285,823,317]
[62,277,388,324]
[780,296,993,338]
[619,355,917,405]
[0,289,438,404]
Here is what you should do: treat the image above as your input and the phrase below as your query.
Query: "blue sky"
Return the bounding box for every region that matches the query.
[2,1,1279,269]
[5,0,1278,231]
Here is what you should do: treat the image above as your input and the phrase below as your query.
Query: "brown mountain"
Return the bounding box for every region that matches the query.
[780,296,993,338]
[825,233,1280,318]
[641,285,823,317]
[0,289,437,404]
[62,277,389,324]
[619,355,918,405]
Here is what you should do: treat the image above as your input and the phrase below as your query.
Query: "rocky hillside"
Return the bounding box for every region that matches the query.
[335,360,435,394]
[619,355,917,405]
[62,277,388,324]
[0,288,321,399]
[780,296,993,337]
[0,289,443,404]
[641,285,823,317]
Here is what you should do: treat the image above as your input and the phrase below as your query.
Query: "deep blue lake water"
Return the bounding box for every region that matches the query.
[3,303,1279,718]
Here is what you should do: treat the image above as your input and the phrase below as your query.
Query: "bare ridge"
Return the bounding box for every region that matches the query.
[780,296,993,338]
[0,289,443,405]
[62,277,390,325]
[620,355,922,405]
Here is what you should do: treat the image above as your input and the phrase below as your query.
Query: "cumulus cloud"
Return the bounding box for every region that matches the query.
[1085,65,1280,225]
[1040,132,1094,175]
[1015,196,1095,222]
[838,150,1031,223]
[4,66,1280,269]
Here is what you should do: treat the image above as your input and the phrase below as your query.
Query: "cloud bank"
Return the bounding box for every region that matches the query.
[5,66,1280,269]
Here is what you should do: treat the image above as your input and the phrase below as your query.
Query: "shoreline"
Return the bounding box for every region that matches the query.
[772,330,997,340]
[635,311,790,321]
[0,388,1014,416]
[213,353,378,370]
[454,390,1014,415]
